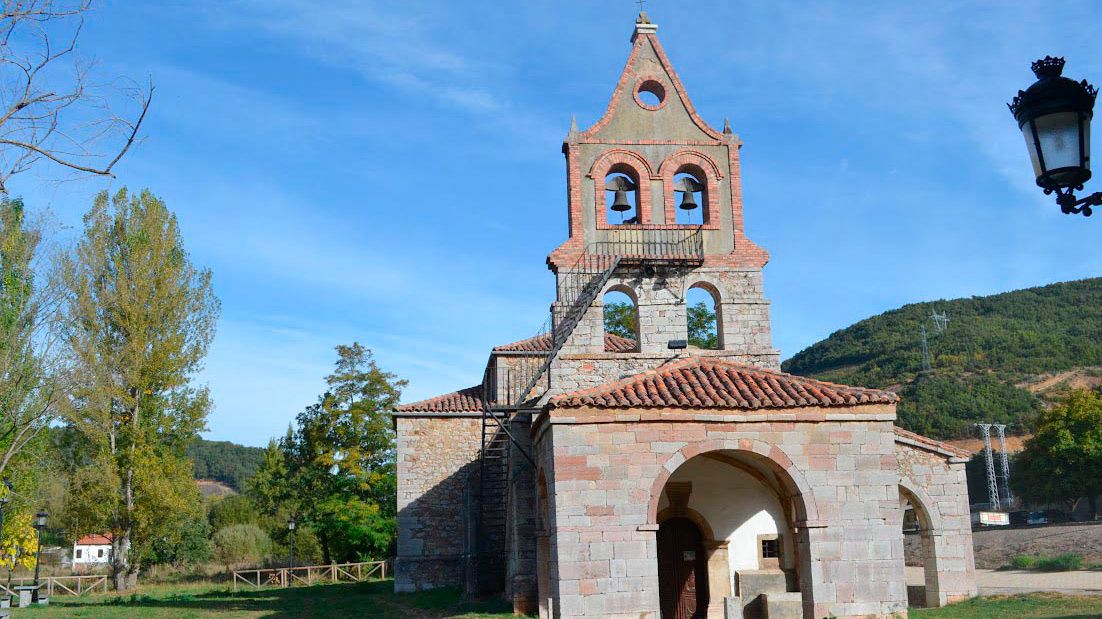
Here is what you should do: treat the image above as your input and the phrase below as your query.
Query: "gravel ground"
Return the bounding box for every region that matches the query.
[906,522,1102,569]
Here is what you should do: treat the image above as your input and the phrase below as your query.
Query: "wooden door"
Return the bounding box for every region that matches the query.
[657,517,708,619]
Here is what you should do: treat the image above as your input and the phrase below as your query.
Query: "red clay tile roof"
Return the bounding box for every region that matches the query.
[893,426,972,458]
[549,357,899,410]
[76,534,112,546]
[493,333,637,353]
[395,385,484,413]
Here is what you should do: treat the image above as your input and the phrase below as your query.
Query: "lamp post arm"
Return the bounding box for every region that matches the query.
[1053,188,1102,216]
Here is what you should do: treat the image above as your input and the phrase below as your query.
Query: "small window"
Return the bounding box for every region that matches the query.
[761,539,779,559]
[75,549,82,559]
[98,548,104,558]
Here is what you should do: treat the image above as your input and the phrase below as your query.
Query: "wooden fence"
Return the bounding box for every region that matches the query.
[232,560,388,591]
[0,574,109,597]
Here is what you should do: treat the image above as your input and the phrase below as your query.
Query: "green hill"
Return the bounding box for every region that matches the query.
[187,439,266,492]
[781,278,1102,440]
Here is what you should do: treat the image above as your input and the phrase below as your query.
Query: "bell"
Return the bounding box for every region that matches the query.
[611,189,632,212]
[678,190,698,211]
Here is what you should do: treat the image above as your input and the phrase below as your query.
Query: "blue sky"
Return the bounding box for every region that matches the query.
[13,1,1102,446]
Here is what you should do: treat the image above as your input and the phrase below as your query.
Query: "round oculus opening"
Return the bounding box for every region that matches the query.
[635,79,666,109]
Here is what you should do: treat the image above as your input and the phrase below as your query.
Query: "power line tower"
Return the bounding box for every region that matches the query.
[930,309,949,334]
[975,423,1001,510]
[920,324,932,372]
[994,423,1014,508]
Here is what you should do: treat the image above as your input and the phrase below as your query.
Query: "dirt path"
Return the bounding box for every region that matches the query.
[906,566,1102,595]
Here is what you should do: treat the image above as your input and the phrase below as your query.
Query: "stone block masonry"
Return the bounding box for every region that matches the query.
[534,412,914,619]
[394,415,482,592]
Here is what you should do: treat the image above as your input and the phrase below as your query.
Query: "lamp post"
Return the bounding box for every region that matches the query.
[287,516,296,575]
[31,509,46,603]
[1009,56,1099,216]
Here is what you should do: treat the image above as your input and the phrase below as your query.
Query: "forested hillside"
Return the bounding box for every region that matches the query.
[782,278,1102,439]
[188,439,266,491]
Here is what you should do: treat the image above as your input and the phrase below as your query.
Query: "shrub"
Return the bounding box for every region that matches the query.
[1009,553,1083,571]
[212,524,271,569]
[1036,554,1084,571]
[1010,555,1037,569]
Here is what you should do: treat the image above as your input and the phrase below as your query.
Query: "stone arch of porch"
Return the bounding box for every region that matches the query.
[646,439,821,527]
[899,476,944,532]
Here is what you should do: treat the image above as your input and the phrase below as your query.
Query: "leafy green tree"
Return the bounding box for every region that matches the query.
[209,494,260,530]
[1013,389,1102,520]
[212,524,271,569]
[603,301,636,340]
[250,344,404,563]
[60,188,220,591]
[687,302,718,349]
[0,197,61,480]
[148,514,212,566]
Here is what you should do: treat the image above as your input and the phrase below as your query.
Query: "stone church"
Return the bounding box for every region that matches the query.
[393,14,976,619]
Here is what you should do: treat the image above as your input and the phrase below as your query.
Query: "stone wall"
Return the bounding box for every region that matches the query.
[534,407,911,619]
[394,415,481,592]
[507,412,540,614]
[896,440,977,606]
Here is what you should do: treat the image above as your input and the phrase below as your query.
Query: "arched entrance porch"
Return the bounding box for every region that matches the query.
[899,480,948,608]
[652,449,813,619]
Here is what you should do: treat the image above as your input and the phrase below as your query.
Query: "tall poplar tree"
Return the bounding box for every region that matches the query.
[0,197,59,477]
[61,188,219,591]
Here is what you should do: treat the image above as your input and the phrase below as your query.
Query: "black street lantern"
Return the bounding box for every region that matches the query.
[31,509,46,603]
[287,516,296,574]
[1009,56,1099,215]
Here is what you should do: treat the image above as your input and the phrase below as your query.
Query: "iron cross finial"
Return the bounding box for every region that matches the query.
[636,0,646,13]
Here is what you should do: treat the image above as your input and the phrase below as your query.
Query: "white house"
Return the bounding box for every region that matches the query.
[72,534,111,566]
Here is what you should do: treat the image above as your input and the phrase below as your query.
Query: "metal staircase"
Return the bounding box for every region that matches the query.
[473,226,704,593]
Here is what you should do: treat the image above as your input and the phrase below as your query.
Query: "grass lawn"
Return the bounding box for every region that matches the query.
[15,583,1102,618]
[912,593,1102,618]
[16,580,515,618]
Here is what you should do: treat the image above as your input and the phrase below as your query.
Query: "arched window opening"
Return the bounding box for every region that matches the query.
[686,284,720,350]
[674,170,706,225]
[603,288,639,352]
[605,171,639,225]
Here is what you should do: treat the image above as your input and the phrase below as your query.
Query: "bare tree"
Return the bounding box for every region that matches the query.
[0,0,151,191]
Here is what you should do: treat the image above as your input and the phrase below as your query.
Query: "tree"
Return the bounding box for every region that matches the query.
[212,524,270,569]
[1013,389,1102,520]
[250,344,404,563]
[60,188,219,591]
[0,197,61,480]
[209,494,260,531]
[687,301,717,349]
[0,1,152,191]
[603,301,636,340]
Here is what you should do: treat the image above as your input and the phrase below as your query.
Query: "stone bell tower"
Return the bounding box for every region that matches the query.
[542,13,779,397]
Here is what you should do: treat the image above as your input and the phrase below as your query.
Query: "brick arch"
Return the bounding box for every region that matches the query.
[658,150,723,229]
[589,149,655,228]
[647,440,820,526]
[685,280,724,350]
